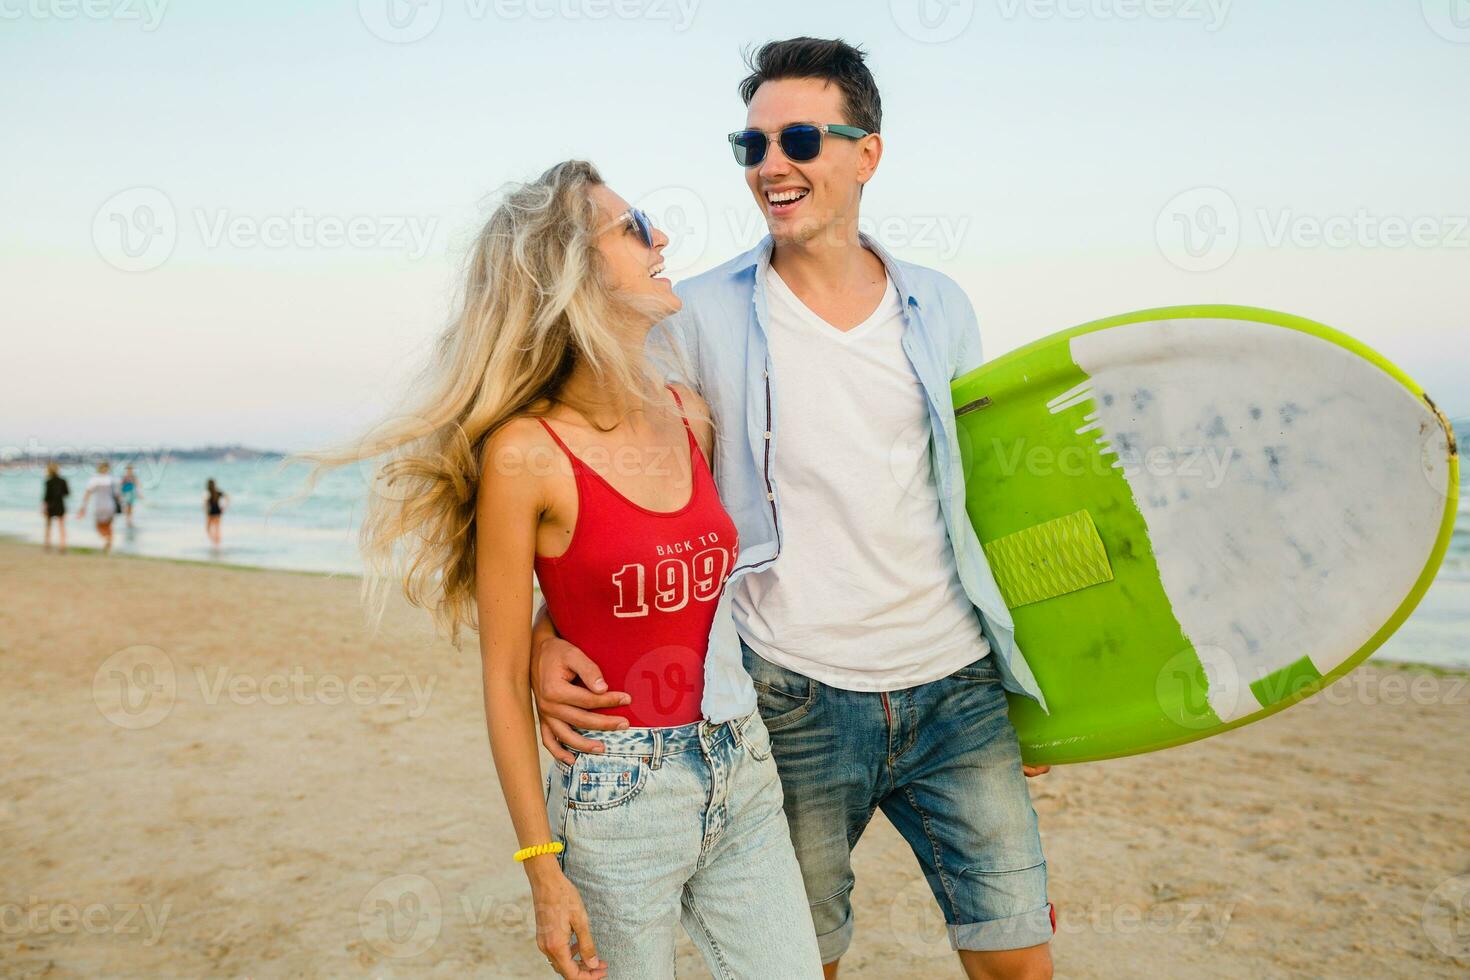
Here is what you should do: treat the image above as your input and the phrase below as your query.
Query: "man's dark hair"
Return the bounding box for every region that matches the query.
[737,37,881,134]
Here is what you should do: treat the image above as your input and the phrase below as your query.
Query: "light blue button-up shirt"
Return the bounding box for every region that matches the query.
[652,234,1048,722]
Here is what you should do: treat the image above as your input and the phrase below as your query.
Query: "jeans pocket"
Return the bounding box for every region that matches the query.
[566,754,649,811]
[742,643,814,733]
[741,711,773,761]
[951,654,1001,684]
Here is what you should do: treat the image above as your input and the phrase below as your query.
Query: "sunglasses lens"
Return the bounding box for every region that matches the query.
[730,131,766,167]
[778,125,822,162]
[630,209,654,247]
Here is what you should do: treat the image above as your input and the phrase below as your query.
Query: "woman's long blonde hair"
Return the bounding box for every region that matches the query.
[289,160,694,647]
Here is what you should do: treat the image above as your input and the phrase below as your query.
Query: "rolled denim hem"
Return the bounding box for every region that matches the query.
[815,907,855,965]
[949,905,1054,951]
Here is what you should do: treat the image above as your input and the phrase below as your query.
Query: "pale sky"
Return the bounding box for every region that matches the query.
[4,0,1467,454]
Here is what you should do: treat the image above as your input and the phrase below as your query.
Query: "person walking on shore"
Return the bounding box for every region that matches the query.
[204,479,228,547]
[76,461,119,554]
[42,462,69,553]
[119,464,143,528]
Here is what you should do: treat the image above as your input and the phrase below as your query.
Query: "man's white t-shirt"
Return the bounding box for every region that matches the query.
[731,265,990,691]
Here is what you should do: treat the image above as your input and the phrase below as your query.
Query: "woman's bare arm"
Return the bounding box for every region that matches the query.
[476,421,603,978]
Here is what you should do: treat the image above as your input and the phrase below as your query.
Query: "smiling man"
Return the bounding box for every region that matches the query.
[533,37,1055,979]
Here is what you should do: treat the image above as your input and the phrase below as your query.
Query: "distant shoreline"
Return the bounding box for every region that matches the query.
[2,533,1460,677]
[0,446,289,471]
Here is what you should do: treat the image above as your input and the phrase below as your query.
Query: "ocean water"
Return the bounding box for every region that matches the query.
[3,435,1467,667]
[1,455,365,575]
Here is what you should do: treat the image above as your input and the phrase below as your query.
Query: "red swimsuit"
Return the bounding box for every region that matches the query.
[533,388,738,727]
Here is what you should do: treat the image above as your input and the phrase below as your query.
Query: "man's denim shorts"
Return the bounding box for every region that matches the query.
[741,639,1053,962]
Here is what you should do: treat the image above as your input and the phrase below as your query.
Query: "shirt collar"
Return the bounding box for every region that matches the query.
[729,233,921,310]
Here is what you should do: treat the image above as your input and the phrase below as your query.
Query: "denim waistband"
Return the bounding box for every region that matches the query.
[572,708,756,763]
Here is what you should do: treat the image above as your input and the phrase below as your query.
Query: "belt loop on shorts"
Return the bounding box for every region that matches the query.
[649,729,664,770]
[728,715,744,750]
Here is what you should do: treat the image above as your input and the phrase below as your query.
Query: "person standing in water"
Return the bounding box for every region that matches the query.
[76,461,119,554]
[42,462,70,553]
[119,464,143,528]
[204,479,228,547]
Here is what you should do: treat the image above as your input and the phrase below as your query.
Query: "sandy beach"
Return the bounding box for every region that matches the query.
[3,537,1467,978]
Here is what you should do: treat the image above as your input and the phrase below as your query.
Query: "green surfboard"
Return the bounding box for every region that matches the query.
[952,305,1459,765]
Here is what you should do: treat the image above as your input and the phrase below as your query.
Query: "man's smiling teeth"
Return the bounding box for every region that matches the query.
[767,188,809,205]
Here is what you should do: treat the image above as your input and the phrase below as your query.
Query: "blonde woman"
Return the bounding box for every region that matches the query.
[298,161,820,979]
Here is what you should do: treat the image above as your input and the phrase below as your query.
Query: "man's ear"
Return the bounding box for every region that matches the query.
[856,133,884,186]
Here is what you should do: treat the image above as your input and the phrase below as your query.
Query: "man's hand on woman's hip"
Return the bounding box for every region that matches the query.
[531,633,632,765]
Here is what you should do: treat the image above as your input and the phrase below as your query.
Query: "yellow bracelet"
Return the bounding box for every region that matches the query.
[513,842,564,863]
